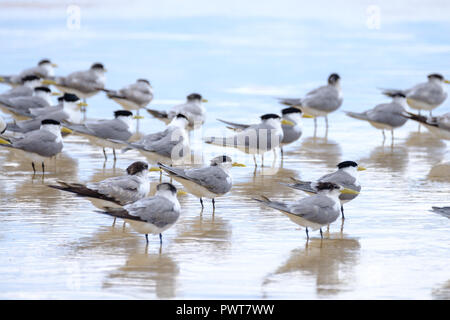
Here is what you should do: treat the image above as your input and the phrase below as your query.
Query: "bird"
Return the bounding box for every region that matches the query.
[4,93,86,133]
[204,113,293,167]
[430,206,450,219]
[146,93,207,129]
[254,182,359,240]
[0,86,56,118]
[0,75,42,99]
[41,62,106,101]
[0,59,57,87]
[345,92,408,145]
[281,161,366,219]
[102,78,153,112]
[278,73,343,133]
[117,113,190,166]
[0,119,72,175]
[48,161,152,209]
[158,155,245,210]
[64,110,135,161]
[96,182,183,245]
[380,73,449,116]
[217,107,312,157]
[402,111,450,140]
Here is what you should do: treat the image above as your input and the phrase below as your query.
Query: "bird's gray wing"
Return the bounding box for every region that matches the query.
[302,85,342,112]
[0,96,49,111]
[87,175,145,204]
[135,128,185,157]
[277,98,302,106]
[407,82,447,105]
[61,70,104,92]
[367,103,408,127]
[124,196,179,228]
[111,84,153,106]
[217,118,251,131]
[288,195,339,225]
[0,86,33,98]
[281,180,316,193]
[83,119,132,141]
[345,110,370,121]
[13,129,62,157]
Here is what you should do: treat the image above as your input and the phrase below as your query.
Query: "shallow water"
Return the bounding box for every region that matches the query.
[0,1,449,299]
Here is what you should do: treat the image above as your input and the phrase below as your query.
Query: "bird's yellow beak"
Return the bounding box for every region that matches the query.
[357,166,367,171]
[302,114,314,118]
[0,77,4,82]
[41,79,57,85]
[177,190,188,196]
[77,101,88,108]
[133,115,145,119]
[0,138,11,145]
[202,99,208,103]
[149,167,162,172]
[51,63,58,68]
[340,188,359,195]
[232,162,246,167]
[444,79,450,84]
[51,92,62,96]
[61,127,73,134]
[281,119,295,126]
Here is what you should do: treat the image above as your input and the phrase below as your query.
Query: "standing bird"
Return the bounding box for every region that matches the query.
[254,182,359,240]
[158,155,245,210]
[96,182,182,245]
[205,114,293,167]
[217,107,311,157]
[402,111,450,141]
[102,79,153,112]
[0,59,57,87]
[345,92,408,145]
[0,75,42,99]
[48,161,152,209]
[281,161,366,219]
[278,73,343,133]
[380,73,449,116]
[0,119,72,175]
[64,110,135,161]
[146,93,207,129]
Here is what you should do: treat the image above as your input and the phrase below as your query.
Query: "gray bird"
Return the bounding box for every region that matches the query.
[0,59,57,87]
[402,111,450,141]
[42,62,106,100]
[205,113,293,167]
[49,161,151,209]
[0,119,72,174]
[431,206,450,219]
[158,155,245,210]
[345,92,408,144]
[102,78,153,111]
[254,182,359,240]
[0,75,42,99]
[65,110,135,161]
[146,93,207,129]
[380,73,450,116]
[0,86,56,118]
[281,161,366,219]
[278,73,343,131]
[96,182,183,244]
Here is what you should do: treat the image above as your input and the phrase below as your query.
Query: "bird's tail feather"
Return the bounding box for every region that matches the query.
[146,108,168,119]
[345,111,370,121]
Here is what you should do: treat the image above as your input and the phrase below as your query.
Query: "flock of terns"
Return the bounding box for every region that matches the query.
[0,59,449,245]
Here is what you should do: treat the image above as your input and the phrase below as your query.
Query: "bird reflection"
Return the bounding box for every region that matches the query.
[427,161,450,181]
[402,131,447,166]
[360,145,409,173]
[292,137,342,169]
[263,234,360,297]
[432,279,450,300]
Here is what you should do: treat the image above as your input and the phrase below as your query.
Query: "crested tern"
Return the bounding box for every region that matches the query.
[0,75,42,99]
[281,161,366,219]
[0,59,57,87]
[0,86,55,118]
[380,73,449,116]
[402,111,450,140]
[146,93,207,129]
[158,155,245,210]
[102,78,153,111]
[96,182,182,244]
[254,182,359,240]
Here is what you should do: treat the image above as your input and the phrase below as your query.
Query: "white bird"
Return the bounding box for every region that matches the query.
[65,110,135,161]
[402,111,450,141]
[281,161,366,219]
[49,161,152,209]
[146,93,207,129]
[254,182,359,240]
[158,155,245,210]
[345,92,408,144]
[96,182,183,244]
[278,73,343,132]
[380,73,450,116]
[0,59,57,87]
[205,113,293,167]
[0,119,72,174]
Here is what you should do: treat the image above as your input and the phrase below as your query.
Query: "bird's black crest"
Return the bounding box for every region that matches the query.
[38,59,51,65]
[176,113,188,120]
[21,75,40,82]
[328,73,340,83]
[261,113,281,120]
[137,79,150,85]
[428,73,444,80]
[34,86,51,93]
[211,155,232,166]
[316,182,340,191]
[41,119,61,126]
[126,161,148,175]
[281,107,302,115]
[62,93,80,102]
[114,110,133,118]
[391,92,406,98]
[187,93,202,100]
[157,182,177,194]
[91,63,105,70]
[337,161,358,169]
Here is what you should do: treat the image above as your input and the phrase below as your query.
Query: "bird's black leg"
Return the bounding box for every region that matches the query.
[320,228,323,239]
[145,234,149,243]
[212,198,215,210]
[159,233,162,245]
[305,227,309,241]
[341,205,345,219]
[200,198,204,209]
[102,148,108,160]
[31,162,36,174]
[41,162,45,175]
[113,148,117,161]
